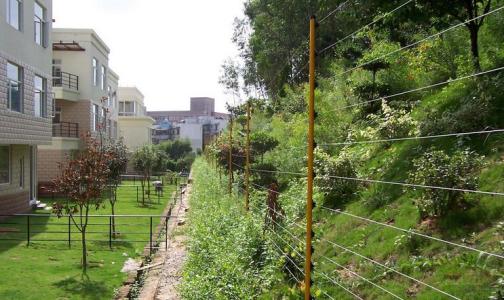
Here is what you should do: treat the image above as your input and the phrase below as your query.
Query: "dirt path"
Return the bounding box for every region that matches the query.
[138,181,191,300]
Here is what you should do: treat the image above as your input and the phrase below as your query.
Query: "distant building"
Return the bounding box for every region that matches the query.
[148,97,228,151]
[117,87,155,152]
[0,0,53,213]
[37,28,119,185]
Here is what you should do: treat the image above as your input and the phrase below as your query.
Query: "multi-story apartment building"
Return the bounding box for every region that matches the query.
[148,97,228,151]
[37,28,119,184]
[117,87,155,152]
[0,0,53,213]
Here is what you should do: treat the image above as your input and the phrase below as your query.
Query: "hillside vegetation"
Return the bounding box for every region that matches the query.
[184,0,504,299]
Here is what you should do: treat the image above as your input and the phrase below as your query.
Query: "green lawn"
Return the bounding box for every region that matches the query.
[0,181,177,300]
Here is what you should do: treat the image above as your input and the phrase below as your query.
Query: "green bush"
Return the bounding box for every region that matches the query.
[367,100,418,140]
[408,148,485,218]
[314,149,359,207]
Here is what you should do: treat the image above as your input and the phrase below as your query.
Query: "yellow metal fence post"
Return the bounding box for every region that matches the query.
[304,15,316,300]
[245,100,251,211]
[228,115,233,194]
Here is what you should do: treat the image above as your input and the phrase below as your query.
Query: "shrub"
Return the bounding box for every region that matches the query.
[408,148,485,218]
[368,100,418,140]
[314,149,359,207]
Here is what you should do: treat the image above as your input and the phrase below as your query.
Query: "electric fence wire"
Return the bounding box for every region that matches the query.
[268,235,305,283]
[265,202,406,300]
[319,128,504,146]
[236,163,504,197]
[330,65,504,111]
[321,206,504,260]
[319,0,353,23]
[314,238,461,299]
[319,0,414,54]
[258,181,465,298]
[337,5,504,77]
[318,255,406,300]
[315,270,364,300]
[251,183,504,260]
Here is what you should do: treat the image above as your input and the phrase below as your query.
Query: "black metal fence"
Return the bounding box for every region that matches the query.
[53,71,79,90]
[0,213,171,255]
[53,122,79,138]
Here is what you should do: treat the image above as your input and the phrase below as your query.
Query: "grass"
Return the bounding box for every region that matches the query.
[0,180,177,300]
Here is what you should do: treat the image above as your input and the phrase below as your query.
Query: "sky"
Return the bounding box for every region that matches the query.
[53,0,245,113]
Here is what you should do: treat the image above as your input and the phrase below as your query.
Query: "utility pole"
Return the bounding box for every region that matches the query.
[228,114,233,194]
[304,15,316,300]
[245,101,251,211]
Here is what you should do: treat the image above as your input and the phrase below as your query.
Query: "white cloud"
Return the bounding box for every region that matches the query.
[53,0,245,113]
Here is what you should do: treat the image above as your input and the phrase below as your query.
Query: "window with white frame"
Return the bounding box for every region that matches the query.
[7,62,23,112]
[92,104,99,131]
[34,2,46,46]
[92,58,98,86]
[119,101,135,116]
[6,0,21,30]
[34,75,47,117]
[0,146,10,184]
[101,65,106,90]
[107,85,112,106]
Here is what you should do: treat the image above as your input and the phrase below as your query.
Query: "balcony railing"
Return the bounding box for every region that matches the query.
[53,122,79,138]
[53,71,79,91]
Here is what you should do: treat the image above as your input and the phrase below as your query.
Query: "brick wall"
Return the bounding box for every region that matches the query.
[0,191,31,215]
[0,145,31,214]
[37,149,73,183]
[0,52,52,145]
[56,99,91,136]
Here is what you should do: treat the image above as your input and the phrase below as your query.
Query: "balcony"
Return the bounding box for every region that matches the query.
[52,122,79,138]
[52,71,80,101]
[53,71,79,90]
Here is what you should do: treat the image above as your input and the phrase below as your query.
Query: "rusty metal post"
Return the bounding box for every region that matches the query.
[304,15,317,300]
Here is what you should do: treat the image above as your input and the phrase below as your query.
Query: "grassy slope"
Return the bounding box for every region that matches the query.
[0,181,175,300]
[309,84,504,299]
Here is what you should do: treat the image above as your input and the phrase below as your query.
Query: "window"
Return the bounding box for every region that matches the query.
[6,0,21,30]
[107,85,112,106]
[34,75,47,117]
[101,66,106,90]
[7,62,23,112]
[34,2,45,46]
[101,107,106,129]
[92,58,98,86]
[19,157,24,188]
[119,101,135,116]
[53,107,61,124]
[92,104,99,131]
[0,146,10,184]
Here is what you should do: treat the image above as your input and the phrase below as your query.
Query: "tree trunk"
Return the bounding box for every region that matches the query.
[111,189,117,238]
[468,24,481,72]
[81,226,87,272]
[140,177,145,206]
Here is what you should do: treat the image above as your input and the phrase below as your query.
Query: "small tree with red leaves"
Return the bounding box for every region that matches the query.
[52,134,110,272]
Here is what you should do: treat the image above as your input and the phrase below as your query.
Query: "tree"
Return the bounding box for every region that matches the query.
[104,138,128,238]
[250,131,279,161]
[158,139,195,172]
[132,145,163,205]
[423,0,492,71]
[52,134,110,272]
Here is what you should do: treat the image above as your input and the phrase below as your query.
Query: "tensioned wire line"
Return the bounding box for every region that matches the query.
[314,238,461,299]
[252,183,504,260]
[330,65,504,111]
[268,219,365,299]
[268,235,305,282]
[238,164,504,197]
[319,0,353,23]
[320,128,504,146]
[315,270,364,300]
[244,185,462,298]
[337,5,504,77]
[319,0,415,54]
[318,254,406,300]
